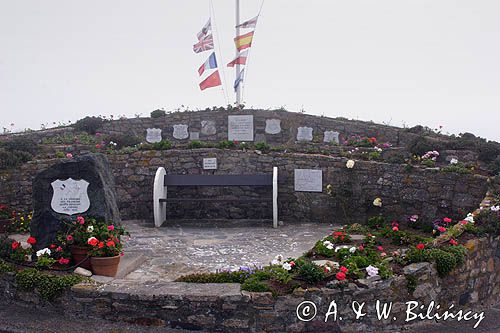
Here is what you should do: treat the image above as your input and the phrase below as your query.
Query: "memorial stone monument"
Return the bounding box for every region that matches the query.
[30,154,120,250]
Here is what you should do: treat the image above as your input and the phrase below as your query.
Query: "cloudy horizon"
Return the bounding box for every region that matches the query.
[1,0,499,141]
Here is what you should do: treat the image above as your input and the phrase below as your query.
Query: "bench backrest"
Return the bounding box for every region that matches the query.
[164,174,272,186]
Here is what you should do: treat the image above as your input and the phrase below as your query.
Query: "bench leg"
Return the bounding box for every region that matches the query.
[153,167,167,227]
[273,166,278,228]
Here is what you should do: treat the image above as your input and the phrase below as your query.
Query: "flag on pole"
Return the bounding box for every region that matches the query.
[198,52,218,76]
[234,68,245,92]
[234,31,254,51]
[197,19,212,40]
[236,15,258,29]
[227,50,248,67]
[193,34,214,53]
[199,70,222,91]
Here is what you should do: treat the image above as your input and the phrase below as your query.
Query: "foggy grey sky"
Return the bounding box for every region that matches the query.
[1,0,499,141]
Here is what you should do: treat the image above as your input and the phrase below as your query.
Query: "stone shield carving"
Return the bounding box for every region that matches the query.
[146,128,162,143]
[51,178,90,215]
[265,119,281,135]
[297,127,313,141]
[173,124,189,140]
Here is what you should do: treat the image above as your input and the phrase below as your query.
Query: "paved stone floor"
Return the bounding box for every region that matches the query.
[120,220,336,282]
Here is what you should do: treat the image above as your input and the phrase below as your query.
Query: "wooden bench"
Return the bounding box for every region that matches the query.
[153,167,278,228]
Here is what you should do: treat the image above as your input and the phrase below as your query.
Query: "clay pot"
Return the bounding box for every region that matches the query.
[90,255,121,277]
[69,245,92,270]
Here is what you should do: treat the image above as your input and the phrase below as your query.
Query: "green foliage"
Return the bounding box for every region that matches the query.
[150,109,166,118]
[421,159,436,167]
[376,262,393,279]
[443,245,467,266]
[55,151,66,158]
[441,164,471,174]
[475,209,500,236]
[238,142,251,150]
[407,136,442,156]
[0,259,15,274]
[35,255,56,269]
[74,116,105,134]
[1,138,39,156]
[313,240,334,257]
[367,216,386,230]
[175,270,251,284]
[430,249,457,278]
[255,142,270,152]
[343,255,371,269]
[0,149,33,170]
[368,151,381,160]
[405,248,432,264]
[262,265,293,284]
[16,269,84,301]
[187,140,203,149]
[217,140,236,149]
[406,275,418,294]
[295,261,325,284]
[151,140,172,150]
[241,277,270,292]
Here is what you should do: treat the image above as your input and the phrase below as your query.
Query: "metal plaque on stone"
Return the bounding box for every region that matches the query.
[50,178,91,215]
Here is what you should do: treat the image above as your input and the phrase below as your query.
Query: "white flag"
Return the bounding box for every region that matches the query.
[236,15,258,29]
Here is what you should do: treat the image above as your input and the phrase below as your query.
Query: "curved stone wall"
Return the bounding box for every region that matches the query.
[0,149,489,224]
[1,236,498,332]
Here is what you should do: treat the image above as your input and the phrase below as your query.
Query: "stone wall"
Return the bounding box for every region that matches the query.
[0,109,425,148]
[0,149,489,225]
[1,236,498,332]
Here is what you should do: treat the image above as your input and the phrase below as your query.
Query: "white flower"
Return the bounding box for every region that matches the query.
[491,206,500,212]
[346,160,355,169]
[464,213,475,223]
[36,248,51,257]
[349,246,357,254]
[271,254,283,265]
[375,147,382,152]
[282,263,292,271]
[87,225,94,232]
[334,245,349,253]
[450,158,458,165]
[366,265,379,277]
[373,197,383,207]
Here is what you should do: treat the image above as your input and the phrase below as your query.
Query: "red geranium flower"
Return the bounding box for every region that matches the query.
[26,236,36,245]
[377,246,384,252]
[66,235,74,241]
[58,258,70,265]
[11,241,20,250]
[56,246,63,252]
[49,244,57,249]
[77,216,85,225]
[106,240,116,247]
[340,266,348,273]
[107,225,115,231]
[87,237,99,246]
[449,239,458,246]
[438,226,446,233]
[289,261,295,267]
[392,226,399,231]
[98,242,105,249]
[416,243,425,250]
[358,245,365,251]
[336,272,346,281]
[443,217,452,223]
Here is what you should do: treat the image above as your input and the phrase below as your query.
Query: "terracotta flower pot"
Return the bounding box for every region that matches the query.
[90,255,121,277]
[0,218,14,234]
[69,245,92,270]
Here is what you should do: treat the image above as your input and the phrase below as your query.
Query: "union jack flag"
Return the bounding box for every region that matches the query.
[193,34,214,53]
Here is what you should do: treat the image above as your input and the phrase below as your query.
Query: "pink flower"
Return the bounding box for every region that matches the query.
[95,144,102,149]
[392,226,399,231]
[56,246,63,252]
[340,266,348,273]
[438,226,446,233]
[443,217,452,223]
[66,235,74,241]
[358,245,364,251]
[377,246,384,252]
[449,239,458,246]
[380,252,387,257]
[77,216,85,225]
[459,220,468,225]
[107,225,115,231]
[289,261,295,267]
[66,153,73,159]
[416,243,425,250]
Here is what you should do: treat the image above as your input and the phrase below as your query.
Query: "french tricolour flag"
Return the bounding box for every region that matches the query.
[198,52,218,76]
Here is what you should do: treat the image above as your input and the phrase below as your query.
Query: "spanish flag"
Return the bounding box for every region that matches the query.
[234,31,254,51]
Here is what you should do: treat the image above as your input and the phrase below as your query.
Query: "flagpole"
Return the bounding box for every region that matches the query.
[235,0,241,106]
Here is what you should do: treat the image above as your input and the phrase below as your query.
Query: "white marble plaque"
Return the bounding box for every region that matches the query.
[146,128,162,143]
[265,119,281,134]
[297,127,313,141]
[323,131,340,144]
[203,158,217,170]
[51,178,90,215]
[294,169,322,192]
[173,124,189,140]
[228,115,254,141]
[190,132,200,140]
[201,120,216,135]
